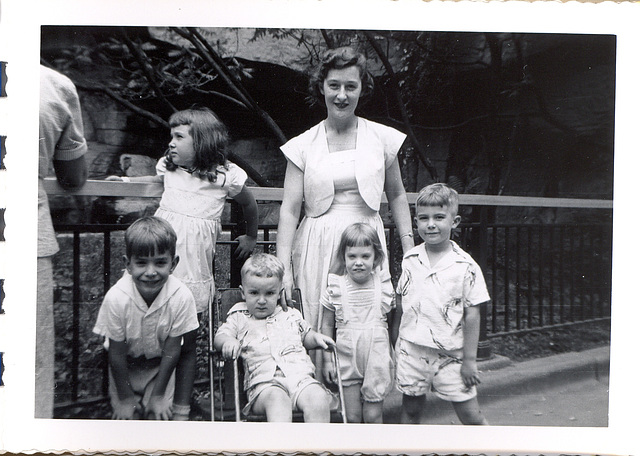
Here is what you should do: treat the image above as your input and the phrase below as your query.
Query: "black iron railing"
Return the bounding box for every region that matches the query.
[44,179,613,416]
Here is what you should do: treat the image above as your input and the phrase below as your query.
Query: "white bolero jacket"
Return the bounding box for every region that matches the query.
[280,117,406,217]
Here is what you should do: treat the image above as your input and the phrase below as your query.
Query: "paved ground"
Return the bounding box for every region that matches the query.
[382,346,610,426]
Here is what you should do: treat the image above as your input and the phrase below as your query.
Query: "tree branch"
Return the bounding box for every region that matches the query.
[120,27,178,114]
[363,31,438,181]
[171,27,288,146]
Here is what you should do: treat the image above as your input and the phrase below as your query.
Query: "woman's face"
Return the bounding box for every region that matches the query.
[321,66,362,122]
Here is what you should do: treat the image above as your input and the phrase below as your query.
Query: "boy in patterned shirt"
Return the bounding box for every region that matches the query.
[214,253,336,422]
[390,183,490,425]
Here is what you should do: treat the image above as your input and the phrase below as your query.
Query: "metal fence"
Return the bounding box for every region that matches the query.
[44,179,613,416]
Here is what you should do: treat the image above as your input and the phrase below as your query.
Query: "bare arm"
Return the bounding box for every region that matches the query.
[146,335,182,420]
[108,339,140,419]
[384,157,414,254]
[460,303,485,387]
[390,293,403,347]
[106,174,164,183]
[231,185,258,259]
[276,160,304,306]
[320,308,337,384]
[53,155,88,190]
[172,329,197,419]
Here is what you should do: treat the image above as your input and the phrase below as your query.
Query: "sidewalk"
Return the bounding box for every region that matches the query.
[383,345,610,425]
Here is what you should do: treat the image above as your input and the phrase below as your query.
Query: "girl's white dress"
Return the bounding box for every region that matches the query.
[155,159,248,313]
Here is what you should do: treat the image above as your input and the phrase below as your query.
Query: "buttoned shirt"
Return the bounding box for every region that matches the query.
[396,241,490,351]
[93,274,199,359]
[216,304,316,391]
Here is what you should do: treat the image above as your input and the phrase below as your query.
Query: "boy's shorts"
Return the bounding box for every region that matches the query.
[395,338,476,402]
[244,368,335,415]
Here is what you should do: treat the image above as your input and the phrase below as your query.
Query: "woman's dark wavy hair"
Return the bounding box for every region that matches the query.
[164,107,229,184]
[308,46,375,107]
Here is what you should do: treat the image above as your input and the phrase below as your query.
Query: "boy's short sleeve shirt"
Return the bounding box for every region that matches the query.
[93,274,199,358]
[396,242,490,351]
[215,305,316,390]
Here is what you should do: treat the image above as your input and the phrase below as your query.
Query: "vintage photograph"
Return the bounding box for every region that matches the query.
[38,24,614,424]
[1,0,638,454]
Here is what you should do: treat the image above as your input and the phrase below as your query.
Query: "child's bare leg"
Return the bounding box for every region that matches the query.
[401,394,425,424]
[362,401,384,424]
[296,384,331,423]
[451,397,488,425]
[253,386,292,422]
[343,384,363,423]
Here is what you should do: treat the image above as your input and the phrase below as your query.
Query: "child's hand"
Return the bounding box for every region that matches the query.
[221,339,241,360]
[321,355,337,385]
[145,395,173,420]
[309,332,336,350]
[234,235,257,260]
[111,396,142,420]
[460,360,481,388]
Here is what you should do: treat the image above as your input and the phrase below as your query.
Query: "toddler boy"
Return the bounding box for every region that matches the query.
[390,183,490,425]
[214,253,335,422]
[93,216,199,420]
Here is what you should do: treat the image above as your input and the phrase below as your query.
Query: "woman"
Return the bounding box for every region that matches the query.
[276,46,415,352]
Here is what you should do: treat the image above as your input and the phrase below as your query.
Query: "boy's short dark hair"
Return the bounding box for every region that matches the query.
[125,216,177,259]
[241,253,285,283]
[415,183,459,216]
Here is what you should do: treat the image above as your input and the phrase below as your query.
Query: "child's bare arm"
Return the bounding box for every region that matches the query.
[231,185,258,259]
[390,293,403,347]
[460,303,485,387]
[108,339,140,419]
[319,308,337,384]
[146,335,182,420]
[172,329,197,420]
[105,174,164,183]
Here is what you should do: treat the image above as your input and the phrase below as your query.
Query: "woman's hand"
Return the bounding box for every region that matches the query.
[234,234,256,260]
[280,271,295,310]
[105,175,125,181]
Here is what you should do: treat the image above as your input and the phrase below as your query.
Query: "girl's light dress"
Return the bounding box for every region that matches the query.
[155,159,248,314]
[321,271,395,402]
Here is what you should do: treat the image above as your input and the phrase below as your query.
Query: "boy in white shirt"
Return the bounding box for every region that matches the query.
[93,216,198,420]
[391,183,490,425]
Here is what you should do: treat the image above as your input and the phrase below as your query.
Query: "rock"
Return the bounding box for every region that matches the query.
[119,154,158,177]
